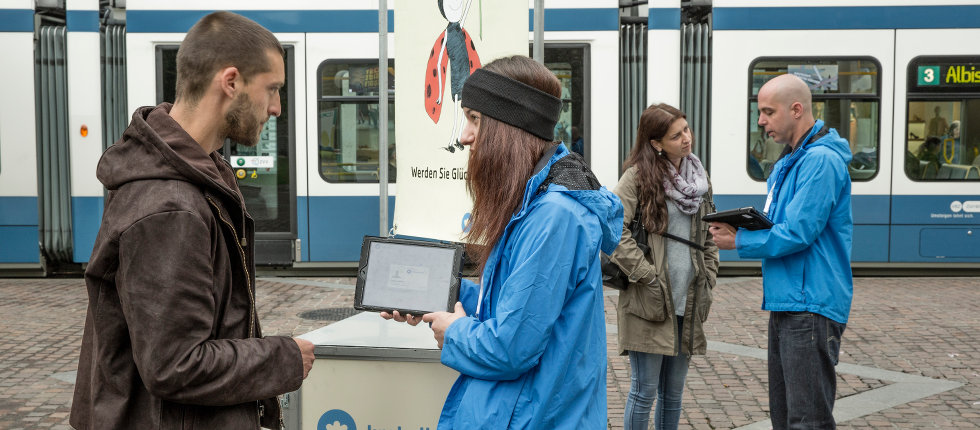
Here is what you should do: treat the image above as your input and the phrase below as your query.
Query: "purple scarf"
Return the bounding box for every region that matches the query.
[663,153,708,215]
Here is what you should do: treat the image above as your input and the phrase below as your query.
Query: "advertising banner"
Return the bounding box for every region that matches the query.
[393,0,528,242]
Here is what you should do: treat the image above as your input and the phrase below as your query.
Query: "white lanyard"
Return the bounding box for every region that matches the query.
[763,188,774,217]
[475,282,484,319]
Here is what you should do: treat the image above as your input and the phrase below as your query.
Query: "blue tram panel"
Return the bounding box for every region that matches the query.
[890,196,980,262]
[711,195,892,264]
[0,198,40,264]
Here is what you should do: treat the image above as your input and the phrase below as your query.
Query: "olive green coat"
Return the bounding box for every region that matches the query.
[610,166,720,356]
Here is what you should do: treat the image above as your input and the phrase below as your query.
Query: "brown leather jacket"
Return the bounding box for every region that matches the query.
[610,166,720,356]
[70,104,303,429]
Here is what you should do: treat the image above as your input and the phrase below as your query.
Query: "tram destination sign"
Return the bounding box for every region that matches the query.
[915,61,980,91]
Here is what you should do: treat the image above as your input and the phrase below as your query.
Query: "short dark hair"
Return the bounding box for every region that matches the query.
[175,11,284,105]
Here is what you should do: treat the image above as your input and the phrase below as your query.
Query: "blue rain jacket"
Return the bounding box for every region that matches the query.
[736,120,854,324]
[439,144,623,429]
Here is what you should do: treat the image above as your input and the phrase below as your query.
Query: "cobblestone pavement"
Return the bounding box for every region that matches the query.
[0,276,977,429]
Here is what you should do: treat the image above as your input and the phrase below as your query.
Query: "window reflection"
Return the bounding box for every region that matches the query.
[905,100,980,180]
[748,58,880,181]
[317,60,395,183]
[318,101,395,183]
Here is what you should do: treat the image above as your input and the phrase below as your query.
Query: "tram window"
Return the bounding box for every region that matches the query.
[317,60,395,183]
[748,58,880,181]
[904,57,980,181]
[530,44,590,161]
[155,46,179,104]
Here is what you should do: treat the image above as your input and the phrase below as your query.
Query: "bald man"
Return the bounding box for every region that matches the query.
[710,74,853,430]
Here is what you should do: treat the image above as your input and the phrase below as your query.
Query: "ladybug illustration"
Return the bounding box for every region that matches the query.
[424,0,481,153]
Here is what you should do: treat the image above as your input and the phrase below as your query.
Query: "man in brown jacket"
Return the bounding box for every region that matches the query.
[70,11,315,430]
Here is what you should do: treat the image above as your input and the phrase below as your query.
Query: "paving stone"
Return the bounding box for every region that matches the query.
[0,276,977,428]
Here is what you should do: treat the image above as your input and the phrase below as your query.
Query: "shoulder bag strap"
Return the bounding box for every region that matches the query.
[659,232,706,252]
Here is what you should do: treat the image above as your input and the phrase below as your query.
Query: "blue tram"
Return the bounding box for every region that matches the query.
[0,0,976,274]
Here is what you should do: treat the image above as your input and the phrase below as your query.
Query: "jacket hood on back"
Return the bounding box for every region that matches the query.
[806,120,853,165]
[98,103,240,203]
[767,120,853,209]
[526,144,624,255]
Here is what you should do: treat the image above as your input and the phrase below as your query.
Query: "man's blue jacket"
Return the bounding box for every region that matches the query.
[438,144,623,429]
[737,120,854,324]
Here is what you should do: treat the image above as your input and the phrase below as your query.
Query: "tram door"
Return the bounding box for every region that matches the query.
[156,46,298,265]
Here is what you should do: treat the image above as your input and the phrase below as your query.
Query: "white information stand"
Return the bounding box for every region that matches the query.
[284,312,458,430]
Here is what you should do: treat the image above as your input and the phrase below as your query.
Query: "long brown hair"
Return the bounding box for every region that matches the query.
[465,56,561,273]
[623,103,691,234]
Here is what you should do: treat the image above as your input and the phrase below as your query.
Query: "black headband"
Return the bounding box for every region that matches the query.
[461,68,562,141]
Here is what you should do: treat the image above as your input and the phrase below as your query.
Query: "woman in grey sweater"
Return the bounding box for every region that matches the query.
[608,103,720,430]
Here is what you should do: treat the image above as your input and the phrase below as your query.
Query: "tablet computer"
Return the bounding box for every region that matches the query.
[702,207,773,231]
[354,236,465,316]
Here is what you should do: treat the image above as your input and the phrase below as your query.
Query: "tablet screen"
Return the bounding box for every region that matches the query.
[357,239,462,314]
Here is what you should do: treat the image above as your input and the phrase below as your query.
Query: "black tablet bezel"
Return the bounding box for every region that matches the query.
[702,207,774,231]
[354,236,465,316]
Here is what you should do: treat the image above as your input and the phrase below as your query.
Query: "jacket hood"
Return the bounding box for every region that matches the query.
[523,144,624,255]
[806,120,852,164]
[97,104,240,202]
[768,119,853,204]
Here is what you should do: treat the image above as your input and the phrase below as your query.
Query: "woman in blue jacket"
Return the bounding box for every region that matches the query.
[384,55,623,429]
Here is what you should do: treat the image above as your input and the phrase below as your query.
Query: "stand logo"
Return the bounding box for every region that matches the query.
[318,409,356,430]
[316,408,433,430]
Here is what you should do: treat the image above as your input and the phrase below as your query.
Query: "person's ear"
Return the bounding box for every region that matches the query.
[791,102,804,119]
[650,139,662,152]
[217,66,241,99]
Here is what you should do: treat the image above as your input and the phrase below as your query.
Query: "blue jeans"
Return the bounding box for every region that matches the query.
[768,311,846,430]
[623,319,689,430]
